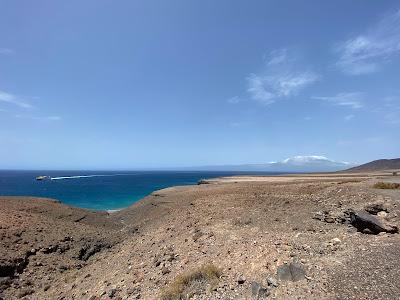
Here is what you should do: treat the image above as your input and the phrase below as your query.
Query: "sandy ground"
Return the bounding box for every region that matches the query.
[200,172,390,184]
[1,173,400,299]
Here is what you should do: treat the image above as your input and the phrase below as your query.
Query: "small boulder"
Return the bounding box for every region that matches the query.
[364,202,390,215]
[277,262,306,282]
[161,267,170,275]
[324,217,335,223]
[192,229,203,242]
[108,288,117,298]
[267,276,279,287]
[377,211,388,218]
[237,275,246,284]
[350,210,398,234]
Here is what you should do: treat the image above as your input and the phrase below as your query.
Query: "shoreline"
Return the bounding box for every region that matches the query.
[33,172,400,212]
[3,170,396,213]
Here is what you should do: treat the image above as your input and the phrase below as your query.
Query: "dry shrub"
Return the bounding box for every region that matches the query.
[160,264,222,300]
[373,182,400,189]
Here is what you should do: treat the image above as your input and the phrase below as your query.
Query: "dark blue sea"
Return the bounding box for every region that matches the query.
[0,170,280,211]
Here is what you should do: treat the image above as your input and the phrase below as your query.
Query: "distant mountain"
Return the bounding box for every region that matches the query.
[268,156,354,172]
[185,156,354,172]
[345,158,400,172]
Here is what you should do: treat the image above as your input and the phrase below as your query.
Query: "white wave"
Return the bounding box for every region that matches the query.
[50,174,134,180]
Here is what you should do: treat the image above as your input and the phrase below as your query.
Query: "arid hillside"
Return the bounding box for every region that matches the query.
[345,158,400,172]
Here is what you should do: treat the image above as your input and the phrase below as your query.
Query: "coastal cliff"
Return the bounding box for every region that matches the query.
[1,174,400,299]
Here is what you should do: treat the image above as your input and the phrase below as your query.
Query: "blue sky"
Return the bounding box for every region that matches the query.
[0,0,399,169]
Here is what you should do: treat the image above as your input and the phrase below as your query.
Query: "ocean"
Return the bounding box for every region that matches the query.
[0,170,280,211]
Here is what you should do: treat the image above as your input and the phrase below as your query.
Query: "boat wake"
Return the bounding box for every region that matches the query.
[50,174,134,180]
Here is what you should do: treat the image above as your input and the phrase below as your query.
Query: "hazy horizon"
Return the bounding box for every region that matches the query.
[1,1,399,170]
[1,155,394,172]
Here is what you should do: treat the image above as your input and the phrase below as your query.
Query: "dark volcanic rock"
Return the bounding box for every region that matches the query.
[277,262,306,282]
[78,242,110,261]
[313,211,344,224]
[42,244,59,254]
[0,257,29,278]
[0,277,12,291]
[350,210,398,234]
[237,275,246,284]
[364,202,390,215]
[108,288,117,298]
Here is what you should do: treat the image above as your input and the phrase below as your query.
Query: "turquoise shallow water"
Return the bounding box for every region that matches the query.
[0,170,281,210]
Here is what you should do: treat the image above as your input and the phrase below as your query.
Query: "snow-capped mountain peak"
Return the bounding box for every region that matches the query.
[182,155,355,172]
[282,155,331,164]
[270,155,352,172]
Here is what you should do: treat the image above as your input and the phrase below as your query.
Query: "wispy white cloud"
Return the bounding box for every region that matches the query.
[227,96,241,104]
[312,92,364,109]
[247,48,319,105]
[229,121,249,128]
[382,96,400,125]
[337,136,383,146]
[0,90,61,122]
[0,48,14,55]
[15,114,62,122]
[247,71,319,105]
[344,114,355,121]
[247,75,275,105]
[382,96,400,109]
[266,48,288,65]
[0,90,33,109]
[45,116,62,121]
[367,95,400,125]
[336,9,400,75]
[384,111,400,125]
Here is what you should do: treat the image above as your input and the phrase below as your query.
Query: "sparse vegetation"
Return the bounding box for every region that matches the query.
[337,179,363,185]
[373,182,400,189]
[160,264,222,300]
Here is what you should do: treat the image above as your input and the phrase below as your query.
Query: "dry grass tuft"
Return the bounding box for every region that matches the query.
[373,182,400,189]
[160,264,222,300]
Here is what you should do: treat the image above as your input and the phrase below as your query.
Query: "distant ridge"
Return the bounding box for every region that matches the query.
[345,158,400,172]
[182,156,354,172]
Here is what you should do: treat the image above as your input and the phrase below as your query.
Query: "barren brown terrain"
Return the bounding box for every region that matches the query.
[1,173,400,299]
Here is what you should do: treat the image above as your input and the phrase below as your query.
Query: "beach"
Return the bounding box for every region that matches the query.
[1,173,400,299]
